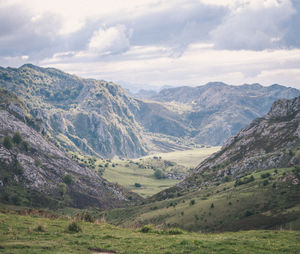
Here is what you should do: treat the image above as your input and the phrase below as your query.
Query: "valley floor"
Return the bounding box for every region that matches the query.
[0,211,299,254]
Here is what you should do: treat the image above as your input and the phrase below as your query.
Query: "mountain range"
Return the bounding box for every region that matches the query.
[0,64,299,159]
[106,96,300,232]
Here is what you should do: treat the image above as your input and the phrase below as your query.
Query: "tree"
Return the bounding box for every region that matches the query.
[63,174,73,184]
[3,136,13,149]
[154,169,165,179]
[13,132,22,144]
[58,183,67,196]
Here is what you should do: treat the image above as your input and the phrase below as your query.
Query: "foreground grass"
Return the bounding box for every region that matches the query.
[0,212,299,254]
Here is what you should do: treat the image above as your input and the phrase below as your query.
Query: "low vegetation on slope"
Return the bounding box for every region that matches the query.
[0,210,299,254]
[68,147,220,197]
[103,166,300,232]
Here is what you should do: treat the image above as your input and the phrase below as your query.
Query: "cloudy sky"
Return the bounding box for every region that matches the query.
[1,0,300,90]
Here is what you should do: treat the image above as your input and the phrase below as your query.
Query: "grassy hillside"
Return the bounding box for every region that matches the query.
[0,211,299,254]
[103,166,300,232]
[141,146,220,168]
[68,147,219,197]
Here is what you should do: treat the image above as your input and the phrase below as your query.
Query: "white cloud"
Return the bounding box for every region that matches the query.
[1,0,300,90]
[88,25,131,55]
[211,0,296,50]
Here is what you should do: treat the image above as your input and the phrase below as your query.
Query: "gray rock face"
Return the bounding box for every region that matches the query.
[0,98,140,208]
[178,96,300,189]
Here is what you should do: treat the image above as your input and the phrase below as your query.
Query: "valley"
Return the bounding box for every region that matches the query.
[0,65,299,253]
[69,146,220,198]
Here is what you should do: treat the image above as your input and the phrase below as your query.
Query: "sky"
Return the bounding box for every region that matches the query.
[0,0,300,91]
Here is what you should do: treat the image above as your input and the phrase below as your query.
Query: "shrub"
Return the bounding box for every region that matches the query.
[210,203,214,208]
[245,210,254,217]
[140,224,155,233]
[3,136,13,149]
[167,228,184,235]
[67,222,82,233]
[134,183,142,188]
[21,141,29,151]
[35,225,46,232]
[190,199,196,205]
[263,180,269,186]
[154,169,165,179]
[234,175,255,187]
[261,172,270,179]
[34,159,41,167]
[80,212,95,223]
[13,132,22,144]
[63,174,73,184]
[58,183,67,196]
[16,162,24,175]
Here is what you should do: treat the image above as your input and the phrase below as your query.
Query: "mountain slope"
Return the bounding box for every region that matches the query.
[0,64,148,158]
[0,88,140,209]
[103,97,300,232]
[1,64,299,158]
[141,82,300,145]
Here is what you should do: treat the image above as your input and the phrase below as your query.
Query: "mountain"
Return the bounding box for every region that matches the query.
[153,96,300,198]
[105,97,300,232]
[0,88,140,209]
[140,82,300,145]
[0,64,150,158]
[0,64,299,159]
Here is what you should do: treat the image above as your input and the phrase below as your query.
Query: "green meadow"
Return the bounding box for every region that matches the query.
[0,211,299,254]
[69,147,220,198]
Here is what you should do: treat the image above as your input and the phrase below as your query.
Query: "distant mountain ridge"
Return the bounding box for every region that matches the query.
[137,82,300,145]
[156,95,300,199]
[0,64,299,158]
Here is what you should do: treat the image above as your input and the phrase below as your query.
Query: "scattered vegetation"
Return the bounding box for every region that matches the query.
[67,221,82,233]
[3,136,13,149]
[63,174,73,185]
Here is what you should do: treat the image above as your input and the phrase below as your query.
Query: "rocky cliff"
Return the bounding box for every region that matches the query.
[180,96,300,189]
[0,88,140,209]
[0,64,149,158]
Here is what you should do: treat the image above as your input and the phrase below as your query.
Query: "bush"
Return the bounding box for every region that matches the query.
[21,141,29,151]
[3,136,13,149]
[79,212,95,223]
[134,183,142,188]
[263,180,269,186]
[58,183,67,196]
[34,159,41,167]
[234,175,255,187]
[63,174,73,184]
[16,162,24,175]
[140,224,155,233]
[261,172,270,179]
[210,203,214,208]
[67,222,82,233]
[245,210,254,217]
[13,132,22,144]
[190,199,196,205]
[167,228,184,235]
[154,169,165,179]
[35,225,46,232]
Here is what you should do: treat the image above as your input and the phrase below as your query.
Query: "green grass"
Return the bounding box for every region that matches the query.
[104,167,300,232]
[68,147,220,198]
[0,211,299,254]
[142,146,221,168]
